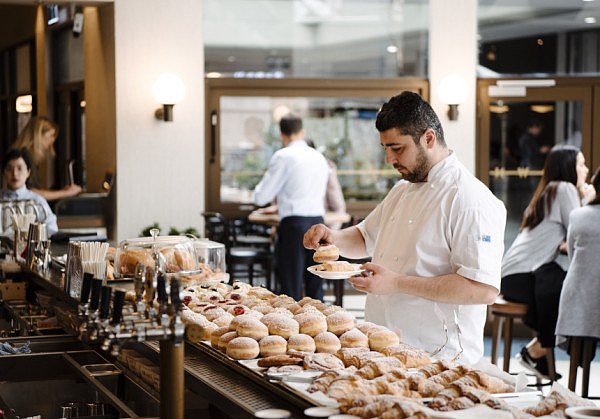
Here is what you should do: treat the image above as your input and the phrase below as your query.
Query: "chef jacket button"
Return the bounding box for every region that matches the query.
[380,252,384,258]
[394,256,398,261]
[408,219,413,224]
[391,216,395,222]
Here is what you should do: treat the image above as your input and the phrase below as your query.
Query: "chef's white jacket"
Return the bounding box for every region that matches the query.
[356,152,506,364]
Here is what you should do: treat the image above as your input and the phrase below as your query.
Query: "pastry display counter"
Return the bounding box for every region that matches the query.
[1,243,597,419]
[0,258,310,418]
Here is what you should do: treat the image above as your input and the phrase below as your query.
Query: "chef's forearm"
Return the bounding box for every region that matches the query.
[397,273,498,305]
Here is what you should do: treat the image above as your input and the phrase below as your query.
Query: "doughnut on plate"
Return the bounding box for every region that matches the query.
[307,265,364,280]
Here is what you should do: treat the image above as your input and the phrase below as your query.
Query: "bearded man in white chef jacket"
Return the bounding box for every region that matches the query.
[303,91,506,364]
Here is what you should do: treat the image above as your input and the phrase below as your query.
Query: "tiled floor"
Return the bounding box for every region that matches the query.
[328,292,600,401]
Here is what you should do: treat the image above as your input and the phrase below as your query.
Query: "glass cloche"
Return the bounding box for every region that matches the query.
[193,238,226,274]
[114,230,198,278]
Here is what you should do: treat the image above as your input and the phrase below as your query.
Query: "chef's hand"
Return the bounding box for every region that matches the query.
[303,223,333,249]
[348,262,400,295]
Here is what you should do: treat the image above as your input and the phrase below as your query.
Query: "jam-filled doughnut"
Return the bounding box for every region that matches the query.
[226,336,260,360]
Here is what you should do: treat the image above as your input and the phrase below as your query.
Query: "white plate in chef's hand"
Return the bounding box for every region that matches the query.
[307,265,364,280]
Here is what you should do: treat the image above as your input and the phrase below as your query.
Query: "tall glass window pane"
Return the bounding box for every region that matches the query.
[487,99,584,249]
[478,2,600,76]
[219,95,393,204]
[204,0,429,78]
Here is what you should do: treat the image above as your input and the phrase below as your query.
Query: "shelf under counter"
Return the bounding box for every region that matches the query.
[135,340,312,418]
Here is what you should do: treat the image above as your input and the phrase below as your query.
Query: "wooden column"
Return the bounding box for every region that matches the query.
[34,4,46,115]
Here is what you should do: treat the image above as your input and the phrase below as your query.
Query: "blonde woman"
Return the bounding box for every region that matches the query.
[11,116,82,201]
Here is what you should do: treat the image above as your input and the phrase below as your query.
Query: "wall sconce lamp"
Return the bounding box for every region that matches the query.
[152,73,185,122]
[438,74,467,121]
[16,95,33,113]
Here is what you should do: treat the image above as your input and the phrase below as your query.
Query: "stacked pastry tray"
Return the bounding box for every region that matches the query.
[183,339,544,413]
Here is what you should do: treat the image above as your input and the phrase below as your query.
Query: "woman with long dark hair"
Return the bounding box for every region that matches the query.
[501,144,593,380]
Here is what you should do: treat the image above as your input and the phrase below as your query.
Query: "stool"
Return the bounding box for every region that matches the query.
[490,296,558,381]
[567,336,597,398]
[490,296,528,372]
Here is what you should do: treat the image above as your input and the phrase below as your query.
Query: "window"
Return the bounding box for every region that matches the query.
[205,78,429,217]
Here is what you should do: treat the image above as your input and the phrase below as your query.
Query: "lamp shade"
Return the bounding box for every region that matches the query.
[16,95,33,113]
[438,74,467,105]
[152,74,186,105]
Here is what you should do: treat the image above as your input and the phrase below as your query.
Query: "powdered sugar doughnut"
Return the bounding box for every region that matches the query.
[314,331,342,354]
[210,326,231,348]
[326,311,355,336]
[213,312,234,328]
[258,335,288,357]
[339,328,369,348]
[261,313,300,339]
[201,305,226,321]
[287,333,316,353]
[217,331,238,352]
[236,317,269,340]
[368,329,400,352]
[226,336,260,360]
[294,311,327,337]
[186,322,217,342]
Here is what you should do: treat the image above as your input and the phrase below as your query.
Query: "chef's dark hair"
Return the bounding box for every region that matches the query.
[376,91,445,147]
[2,148,32,171]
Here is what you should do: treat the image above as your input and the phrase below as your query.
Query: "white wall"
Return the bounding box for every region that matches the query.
[109,0,478,242]
[429,0,477,173]
[114,0,204,241]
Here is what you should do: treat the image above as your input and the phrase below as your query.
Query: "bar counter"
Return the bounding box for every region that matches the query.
[0,250,312,418]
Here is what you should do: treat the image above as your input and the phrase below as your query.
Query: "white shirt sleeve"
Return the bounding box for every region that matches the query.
[453,204,506,289]
[253,153,286,206]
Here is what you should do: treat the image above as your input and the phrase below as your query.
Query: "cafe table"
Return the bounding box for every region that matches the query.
[248,210,351,228]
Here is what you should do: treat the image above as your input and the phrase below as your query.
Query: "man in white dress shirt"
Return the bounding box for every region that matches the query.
[254,114,330,300]
[303,92,506,363]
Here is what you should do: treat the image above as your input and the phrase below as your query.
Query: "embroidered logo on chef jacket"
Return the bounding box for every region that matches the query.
[479,234,491,243]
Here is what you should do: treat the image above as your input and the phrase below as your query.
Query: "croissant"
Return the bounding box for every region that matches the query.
[337,346,370,366]
[357,356,404,379]
[382,343,431,368]
[524,388,596,417]
[345,350,386,368]
[409,360,447,383]
[428,368,464,387]
[384,369,408,382]
[307,367,356,394]
[327,375,376,401]
[448,396,476,411]
[414,377,445,397]
[383,380,422,399]
[343,394,428,418]
[462,370,514,393]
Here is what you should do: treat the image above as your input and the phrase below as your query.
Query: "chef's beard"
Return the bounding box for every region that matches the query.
[394,144,430,183]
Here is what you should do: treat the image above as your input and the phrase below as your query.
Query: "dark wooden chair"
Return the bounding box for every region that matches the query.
[201,212,272,288]
[567,336,597,398]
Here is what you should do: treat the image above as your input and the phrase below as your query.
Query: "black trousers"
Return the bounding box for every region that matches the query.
[501,261,566,347]
[275,216,323,301]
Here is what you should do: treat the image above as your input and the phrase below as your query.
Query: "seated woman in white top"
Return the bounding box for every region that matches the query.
[1,148,58,237]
